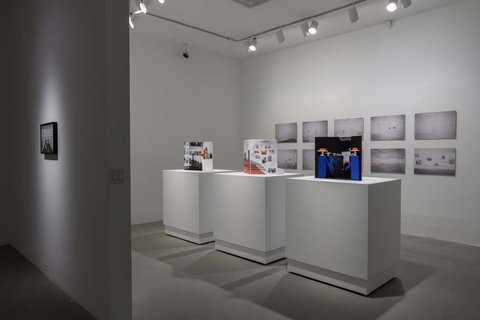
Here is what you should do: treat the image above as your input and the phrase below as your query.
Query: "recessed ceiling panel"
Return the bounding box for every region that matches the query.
[231,0,273,9]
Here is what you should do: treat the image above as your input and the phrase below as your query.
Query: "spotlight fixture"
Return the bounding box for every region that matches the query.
[300,21,309,37]
[386,0,398,12]
[307,20,319,35]
[182,43,189,59]
[159,0,165,3]
[401,0,412,8]
[247,38,257,53]
[348,5,359,24]
[276,29,285,44]
[139,0,147,14]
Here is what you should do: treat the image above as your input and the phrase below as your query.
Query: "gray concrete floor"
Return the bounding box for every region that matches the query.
[0,245,95,320]
[132,223,480,320]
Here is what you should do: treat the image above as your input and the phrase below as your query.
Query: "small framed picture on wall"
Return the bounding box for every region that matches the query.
[40,122,58,154]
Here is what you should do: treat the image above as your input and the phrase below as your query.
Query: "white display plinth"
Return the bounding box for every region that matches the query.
[163,169,233,244]
[213,172,303,264]
[286,176,401,295]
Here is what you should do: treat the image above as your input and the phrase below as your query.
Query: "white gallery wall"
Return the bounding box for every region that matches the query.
[130,33,242,224]
[240,0,480,246]
[6,1,131,320]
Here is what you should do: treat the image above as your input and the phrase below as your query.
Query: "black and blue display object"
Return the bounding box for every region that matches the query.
[315,136,362,181]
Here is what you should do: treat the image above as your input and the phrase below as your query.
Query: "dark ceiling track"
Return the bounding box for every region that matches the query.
[146,0,369,42]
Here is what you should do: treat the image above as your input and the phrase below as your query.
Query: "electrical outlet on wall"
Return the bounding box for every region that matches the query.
[43,263,49,273]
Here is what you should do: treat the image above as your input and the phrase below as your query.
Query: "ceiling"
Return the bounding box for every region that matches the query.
[132,0,464,59]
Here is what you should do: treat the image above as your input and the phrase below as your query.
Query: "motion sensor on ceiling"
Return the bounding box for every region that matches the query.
[182,43,189,59]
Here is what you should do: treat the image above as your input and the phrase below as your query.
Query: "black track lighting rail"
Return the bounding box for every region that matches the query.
[146,0,369,42]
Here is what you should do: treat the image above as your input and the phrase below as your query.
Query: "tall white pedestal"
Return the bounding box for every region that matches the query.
[163,169,232,244]
[286,176,401,295]
[213,172,303,264]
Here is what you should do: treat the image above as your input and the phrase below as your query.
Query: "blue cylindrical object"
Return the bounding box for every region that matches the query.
[350,155,361,180]
[317,155,327,178]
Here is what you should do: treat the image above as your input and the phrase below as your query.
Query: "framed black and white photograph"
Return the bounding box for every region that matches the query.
[414,148,456,176]
[334,118,364,137]
[40,122,58,154]
[302,120,328,143]
[278,149,297,170]
[371,148,405,174]
[371,115,406,141]
[302,149,315,170]
[275,122,297,143]
[415,111,457,140]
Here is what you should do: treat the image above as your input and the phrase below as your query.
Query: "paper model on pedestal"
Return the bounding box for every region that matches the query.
[244,139,278,174]
[184,141,213,171]
[315,136,362,181]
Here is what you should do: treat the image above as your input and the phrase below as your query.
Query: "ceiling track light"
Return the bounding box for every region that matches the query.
[307,20,319,35]
[142,0,413,54]
[159,0,165,3]
[300,21,309,38]
[247,38,258,53]
[386,0,398,12]
[139,0,147,14]
[276,29,285,44]
[401,0,412,8]
[348,5,359,24]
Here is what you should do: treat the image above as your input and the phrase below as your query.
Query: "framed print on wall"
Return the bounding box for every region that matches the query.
[415,111,457,140]
[40,122,58,154]
[334,118,364,137]
[302,120,328,143]
[371,148,406,174]
[414,148,456,176]
[371,114,406,141]
[275,122,297,143]
[278,149,297,170]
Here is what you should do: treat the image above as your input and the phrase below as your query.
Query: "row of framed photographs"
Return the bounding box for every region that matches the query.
[278,148,456,176]
[275,110,457,143]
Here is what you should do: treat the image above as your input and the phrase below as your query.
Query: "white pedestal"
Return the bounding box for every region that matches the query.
[286,176,401,295]
[213,172,303,264]
[163,169,233,244]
